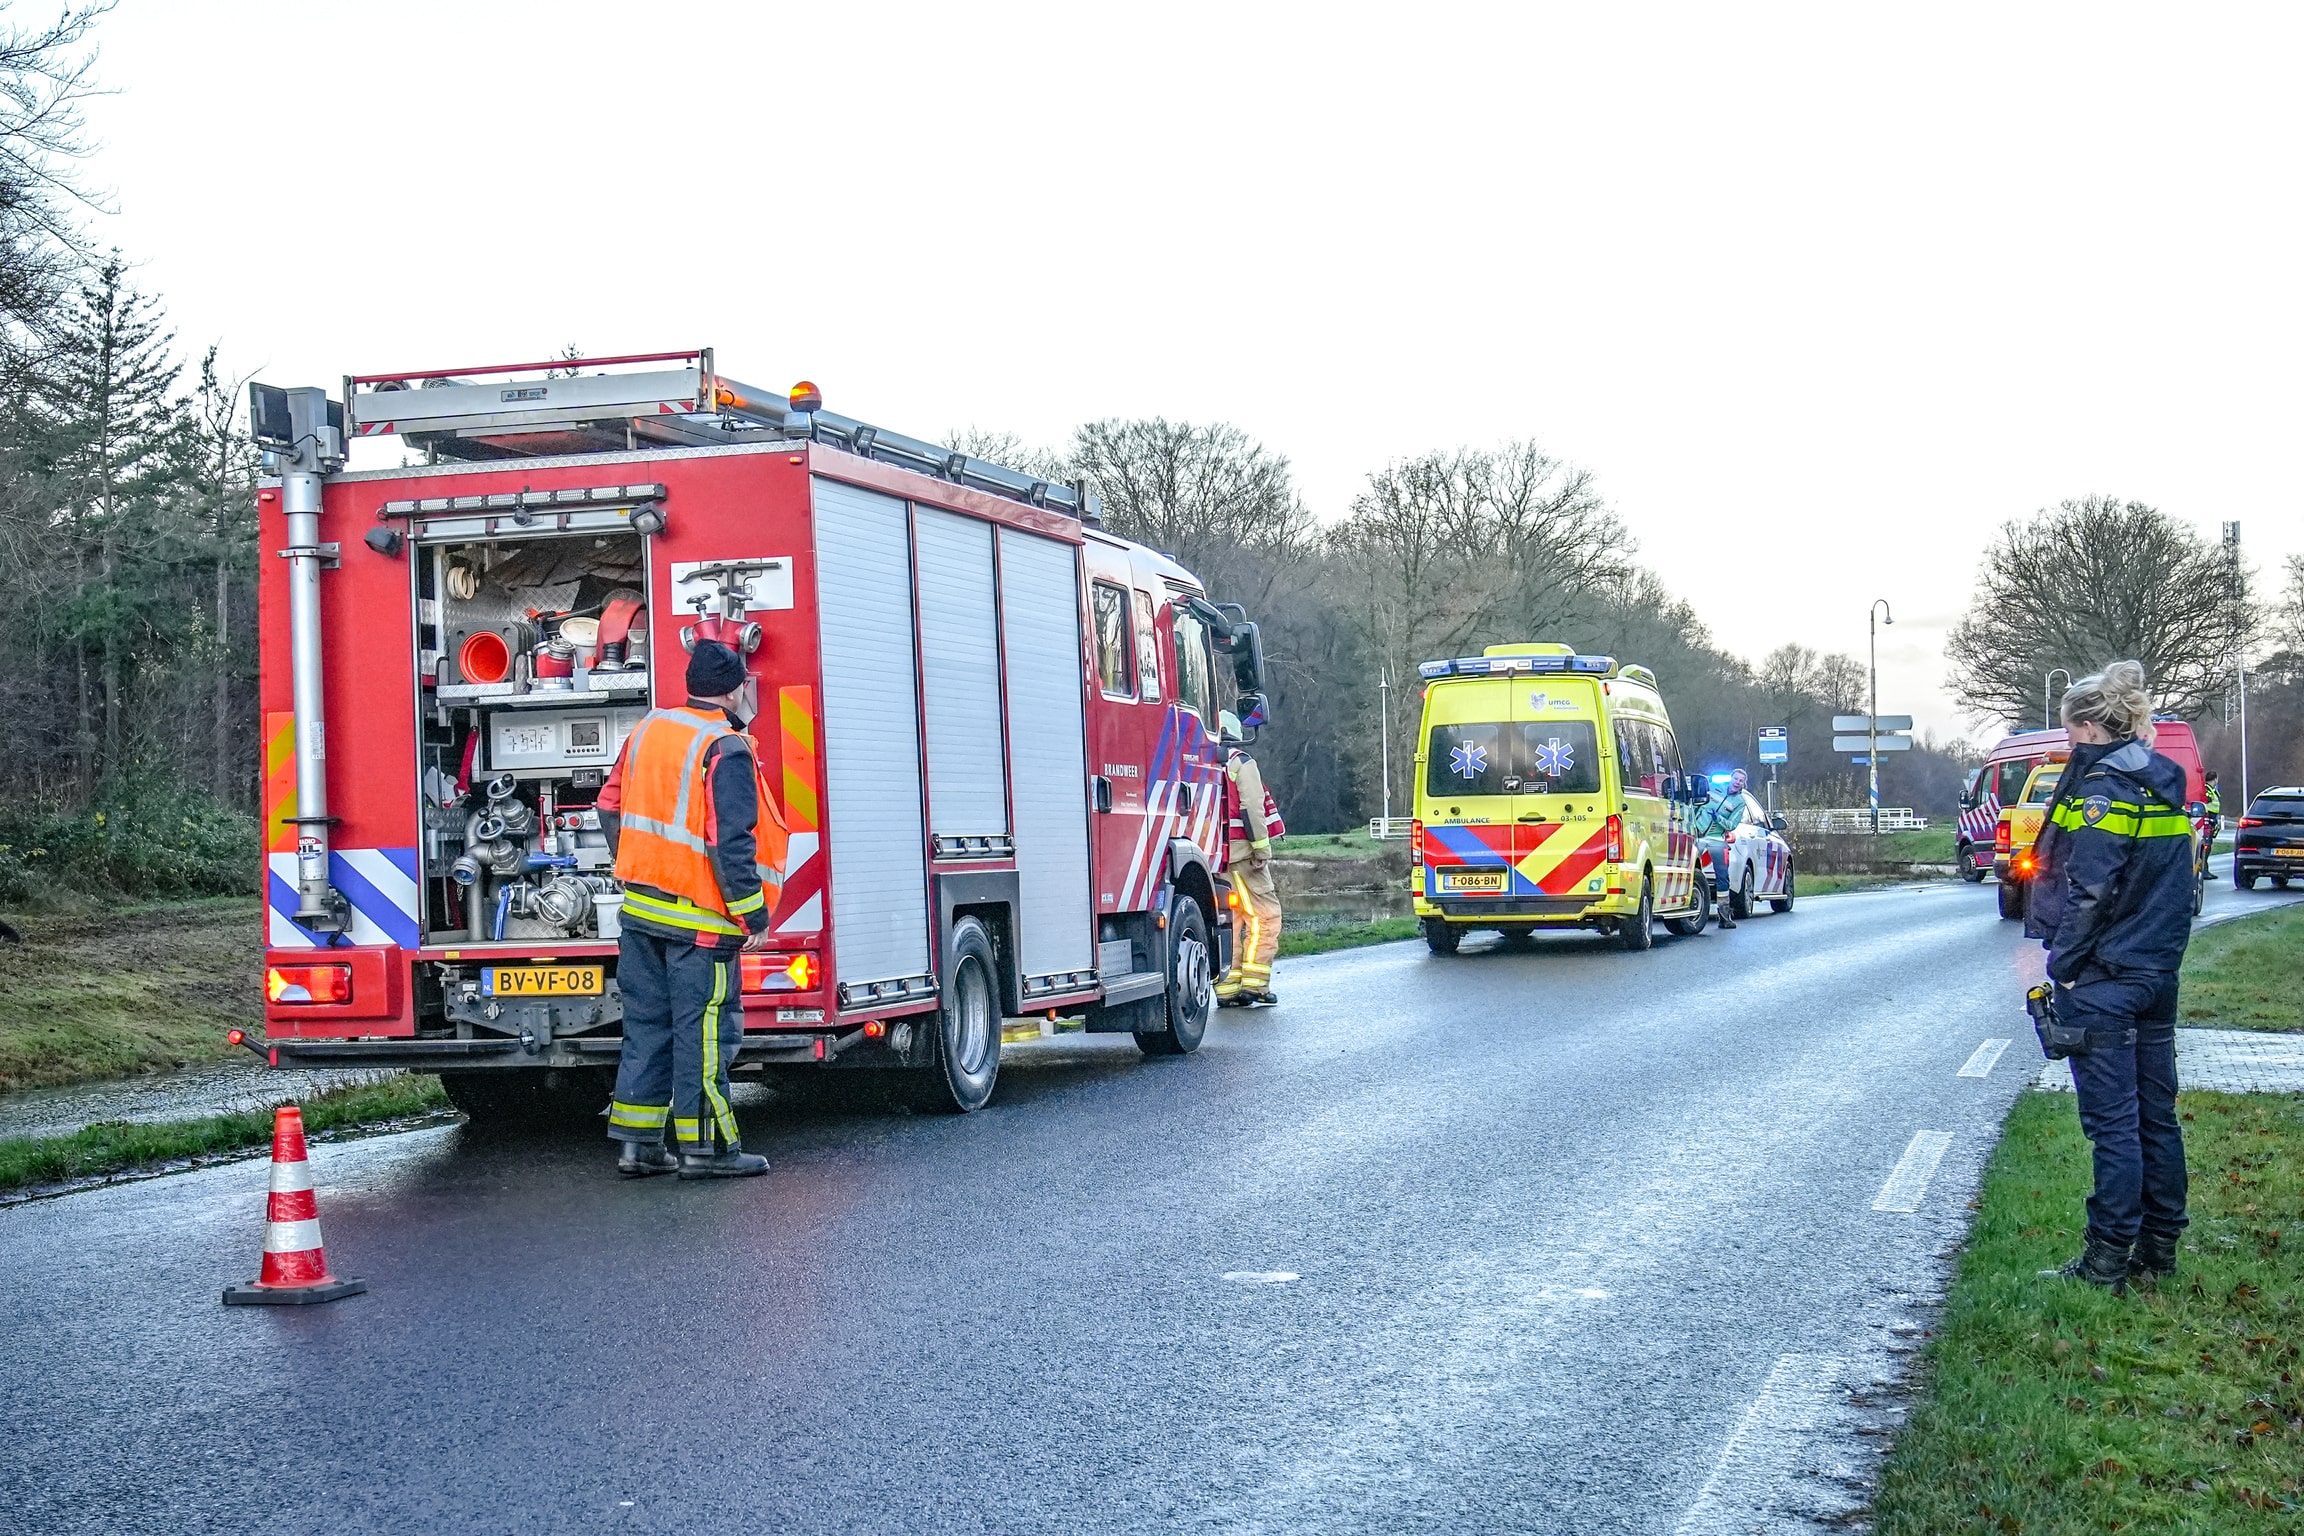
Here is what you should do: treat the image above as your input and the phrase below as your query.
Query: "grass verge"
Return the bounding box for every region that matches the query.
[1278,916,1420,957]
[1872,1089,2304,1533]
[1273,829,1400,861]
[0,897,262,1090]
[0,1074,448,1194]
[2180,904,2304,1032]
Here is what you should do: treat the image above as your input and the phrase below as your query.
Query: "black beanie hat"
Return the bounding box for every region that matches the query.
[686,640,748,698]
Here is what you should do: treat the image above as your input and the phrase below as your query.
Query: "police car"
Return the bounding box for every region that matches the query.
[1691,777,1796,918]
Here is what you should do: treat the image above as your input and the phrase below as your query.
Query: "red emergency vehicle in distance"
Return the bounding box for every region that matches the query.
[249,351,1269,1117]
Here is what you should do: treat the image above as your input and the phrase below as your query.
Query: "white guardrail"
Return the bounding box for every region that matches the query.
[1788,808,1930,833]
[1368,817,1414,840]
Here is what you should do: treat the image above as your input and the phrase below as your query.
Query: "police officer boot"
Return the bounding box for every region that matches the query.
[2130,1229,2181,1284]
[2042,1231,2130,1293]
[678,1145,769,1179]
[616,1139,678,1179]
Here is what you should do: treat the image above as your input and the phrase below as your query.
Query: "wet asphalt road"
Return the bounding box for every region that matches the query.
[6,878,2298,1535]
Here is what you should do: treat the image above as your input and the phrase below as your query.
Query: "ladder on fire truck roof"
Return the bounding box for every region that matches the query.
[341,348,1099,521]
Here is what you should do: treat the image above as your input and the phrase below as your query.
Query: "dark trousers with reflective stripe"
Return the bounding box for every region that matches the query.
[2066,971,2187,1247]
[610,926,743,1152]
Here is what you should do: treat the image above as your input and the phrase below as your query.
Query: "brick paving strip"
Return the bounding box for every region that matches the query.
[2036,1029,2304,1094]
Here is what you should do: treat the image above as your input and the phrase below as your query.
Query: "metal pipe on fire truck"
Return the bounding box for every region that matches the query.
[250,383,351,933]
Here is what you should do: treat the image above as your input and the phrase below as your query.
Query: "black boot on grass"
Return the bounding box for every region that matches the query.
[2041,1231,2131,1294]
[2129,1229,2181,1284]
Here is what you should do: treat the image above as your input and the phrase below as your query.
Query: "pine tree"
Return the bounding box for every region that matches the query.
[27,252,188,794]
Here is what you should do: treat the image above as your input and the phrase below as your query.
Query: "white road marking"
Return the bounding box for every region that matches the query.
[1957,1039,2011,1078]
[1674,1354,1849,1536]
[1221,1271,1300,1284]
[1871,1131,1954,1212]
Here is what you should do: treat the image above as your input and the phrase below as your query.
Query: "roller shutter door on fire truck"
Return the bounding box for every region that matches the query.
[913,507,1008,840]
[997,526,1095,981]
[811,479,931,987]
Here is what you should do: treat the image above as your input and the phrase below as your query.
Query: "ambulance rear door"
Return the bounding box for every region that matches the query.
[1418,680,1520,901]
[1508,680,1613,903]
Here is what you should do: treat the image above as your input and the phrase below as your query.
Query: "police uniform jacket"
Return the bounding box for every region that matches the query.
[2029,737,2195,984]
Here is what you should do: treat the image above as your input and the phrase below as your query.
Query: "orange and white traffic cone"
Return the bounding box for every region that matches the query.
[221,1105,366,1306]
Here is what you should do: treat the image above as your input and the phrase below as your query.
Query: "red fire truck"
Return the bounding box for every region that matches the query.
[248,351,1268,1117]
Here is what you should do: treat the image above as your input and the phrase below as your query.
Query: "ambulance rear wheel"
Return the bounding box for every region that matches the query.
[1617,875,1655,951]
[1422,918,1461,955]
[1996,877,2025,921]
[1665,871,1711,936]
[1136,893,1214,1057]
[920,917,1000,1112]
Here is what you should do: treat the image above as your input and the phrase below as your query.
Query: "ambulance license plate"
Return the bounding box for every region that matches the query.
[1442,870,1507,893]
[482,965,604,997]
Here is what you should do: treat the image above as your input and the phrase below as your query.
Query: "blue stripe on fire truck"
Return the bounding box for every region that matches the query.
[266,848,422,950]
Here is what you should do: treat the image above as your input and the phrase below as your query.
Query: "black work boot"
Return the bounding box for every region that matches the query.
[2042,1231,2131,1294]
[678,1146,769,1180]
[2130,1230,2181,1284]
[616,1140,678,1179]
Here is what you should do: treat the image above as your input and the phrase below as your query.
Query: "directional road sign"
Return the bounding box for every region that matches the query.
[1833,715,1913,733]
[1834,735,1912,752]
[1758,727,1788,764]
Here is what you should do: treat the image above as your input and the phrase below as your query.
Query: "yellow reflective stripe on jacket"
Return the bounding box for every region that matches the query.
[608,1101,669,1129]
[2050,801,2192,839]
[620,887,744,936]
[727,888,766,917]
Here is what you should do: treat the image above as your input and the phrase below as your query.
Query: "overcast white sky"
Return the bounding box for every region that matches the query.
[78,2,2303,742]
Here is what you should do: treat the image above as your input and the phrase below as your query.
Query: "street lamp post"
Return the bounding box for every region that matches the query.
[1378,670,1392,831]
[2044,668,2072,731]
[1869,599,1893,835]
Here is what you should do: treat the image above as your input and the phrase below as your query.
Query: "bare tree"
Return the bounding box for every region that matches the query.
[939,426,1069,485]
[1945,495,2251,725]
[1069,418,1314,591]
[0,2,112,340]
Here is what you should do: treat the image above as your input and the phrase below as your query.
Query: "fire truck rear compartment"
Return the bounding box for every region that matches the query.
[413,526,648,1045]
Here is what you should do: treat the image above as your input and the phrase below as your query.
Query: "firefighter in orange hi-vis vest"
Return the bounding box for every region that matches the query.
[596,640,789,1179]
[1214,709,1285,1007]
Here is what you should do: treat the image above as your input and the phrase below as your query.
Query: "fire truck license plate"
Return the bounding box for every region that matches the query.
[482,965,604,997]
[1442,870,1507,893]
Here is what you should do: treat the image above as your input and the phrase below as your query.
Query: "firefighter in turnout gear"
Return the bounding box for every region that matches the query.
[2028,662,2196,1292]
[1214,711,1284,1007]
[596,641,789,1179]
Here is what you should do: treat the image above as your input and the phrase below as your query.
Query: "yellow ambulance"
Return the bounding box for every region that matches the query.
[1411,643,1707,953]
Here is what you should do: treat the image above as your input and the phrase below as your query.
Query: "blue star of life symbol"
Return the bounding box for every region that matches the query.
[1532,736,1575,778]
[1450,740,1487,779]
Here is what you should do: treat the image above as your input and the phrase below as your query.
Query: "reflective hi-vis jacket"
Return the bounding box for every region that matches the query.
[598,703,788,947]
[2033,737,2195,984]
[1222,750,1284,858]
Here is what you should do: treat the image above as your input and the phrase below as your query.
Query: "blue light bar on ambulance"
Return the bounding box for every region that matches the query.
[1416,653,1617,679]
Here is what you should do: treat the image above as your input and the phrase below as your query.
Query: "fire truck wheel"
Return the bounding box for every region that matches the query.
[1617,874,1655,951]
[1137,893,1215,1057]
[1959,841,1987,883]
[439,1066,613,1127]
[921,916,1000,1112]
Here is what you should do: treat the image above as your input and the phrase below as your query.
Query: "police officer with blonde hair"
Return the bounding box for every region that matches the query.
[2028,661,2195,1290]
[596,640,788,1179]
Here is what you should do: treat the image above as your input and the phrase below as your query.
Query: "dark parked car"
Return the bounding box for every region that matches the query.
[2235,788,2304,889]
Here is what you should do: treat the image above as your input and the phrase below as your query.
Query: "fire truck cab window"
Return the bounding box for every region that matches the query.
[1091,582,1133,699]
[1172,605,1214,727]
[1132,590,1163,703]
